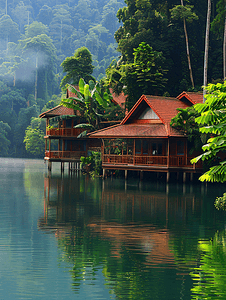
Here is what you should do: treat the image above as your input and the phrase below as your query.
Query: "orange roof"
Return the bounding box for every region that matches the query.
[39,105,75,118]
[89,94,189,138]
[66,85,79,98]
[109,88,126,108]
[88,123,184,138]
[177,91,203,104]
[122,95,189,125]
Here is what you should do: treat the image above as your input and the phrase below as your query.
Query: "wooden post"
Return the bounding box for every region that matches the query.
[166,172,170,183]
[133,139,135,165]
[140,170,143,181]
[125,169,128,180]
[183,183,186,194]
[68,162,71,175]
[103,168,106,179]
[183,172,186,183]
[48,161,52,172]
[61,162,64,174]
[167,139,170,168]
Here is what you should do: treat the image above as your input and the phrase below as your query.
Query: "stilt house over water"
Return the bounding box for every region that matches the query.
[88,92,203,181]
[39,88,126,171]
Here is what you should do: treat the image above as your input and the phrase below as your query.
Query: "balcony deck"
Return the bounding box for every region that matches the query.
[44,150,86,162]
[102,154,202,173]
[46,127,85,137]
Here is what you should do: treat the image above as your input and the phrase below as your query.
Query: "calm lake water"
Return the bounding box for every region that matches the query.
[0,158,226,300]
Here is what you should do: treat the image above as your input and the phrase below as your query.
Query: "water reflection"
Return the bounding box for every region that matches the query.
[191,230,226,299]
[37,174,226,299]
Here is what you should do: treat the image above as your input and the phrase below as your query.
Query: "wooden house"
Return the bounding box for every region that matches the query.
[39,88,126,171]
[39,105,92,171]
[88,93,203,181]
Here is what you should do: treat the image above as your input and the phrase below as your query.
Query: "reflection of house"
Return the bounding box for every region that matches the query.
[39,174,200,268]
[88,92,203,181]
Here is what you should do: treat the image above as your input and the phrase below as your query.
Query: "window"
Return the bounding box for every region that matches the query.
[65,119,72,128]
[177,141,184,155]
[64,140,71,151]
[135,139,142,154]
[143,140,149,154]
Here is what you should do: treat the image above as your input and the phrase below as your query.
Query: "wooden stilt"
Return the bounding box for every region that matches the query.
[103,168,106,179]
[166,183,169,194]
[183,172,186,183]
[140,171,143,181]
[48,161,52,172]
[125,169,128,180]
[166,172,170,183]
[183,184,186,194]
[190,172,193,182]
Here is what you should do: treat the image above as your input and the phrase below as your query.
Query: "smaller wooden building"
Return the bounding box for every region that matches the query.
[39,105,100,171]
[88,93,203,181]
[39,87,126,171]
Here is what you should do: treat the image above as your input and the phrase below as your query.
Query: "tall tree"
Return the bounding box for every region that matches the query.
[170,2,198,88]
[105,42,167,109]
[60,46,95,88]
[203,0,212,102]
[49,5,73,54]
[24,21,48,38]
[0,15,20,51]
[20,34,57,100]
[211,0,226,79]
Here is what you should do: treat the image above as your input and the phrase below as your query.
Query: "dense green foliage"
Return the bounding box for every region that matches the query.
[112,0,224,96]
[105,41,167,109]
[170,106,208,154]
[61,77,119,132]
[190,81,226,208]
[60,47,95,87]
[0,0,225,157]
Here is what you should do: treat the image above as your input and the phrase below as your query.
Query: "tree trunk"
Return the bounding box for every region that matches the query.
[223,15,226,79]
[203,0,211,102]
[35,55,38,101]
[181,0,195,89]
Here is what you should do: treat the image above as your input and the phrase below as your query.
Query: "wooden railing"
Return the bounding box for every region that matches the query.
[46,128,85,137]
[103,155,167,166]
[103,154,202,168]
[45,151,86,159]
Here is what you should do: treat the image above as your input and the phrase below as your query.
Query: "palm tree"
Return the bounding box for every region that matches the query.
[61,78,113,136]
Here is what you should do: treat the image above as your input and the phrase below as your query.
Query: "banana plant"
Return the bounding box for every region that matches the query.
[61,78,113,136]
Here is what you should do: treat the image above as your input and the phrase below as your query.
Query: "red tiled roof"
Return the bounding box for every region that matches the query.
[122,95,189,125]
[177,91,203,104]
[66,86,79,98]
[89,123,184,138]
[39,105,75,118]
[109,88,126,108]
[89,94,189,138]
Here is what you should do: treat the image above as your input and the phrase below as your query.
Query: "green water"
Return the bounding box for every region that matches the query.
[0,158,226,299]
